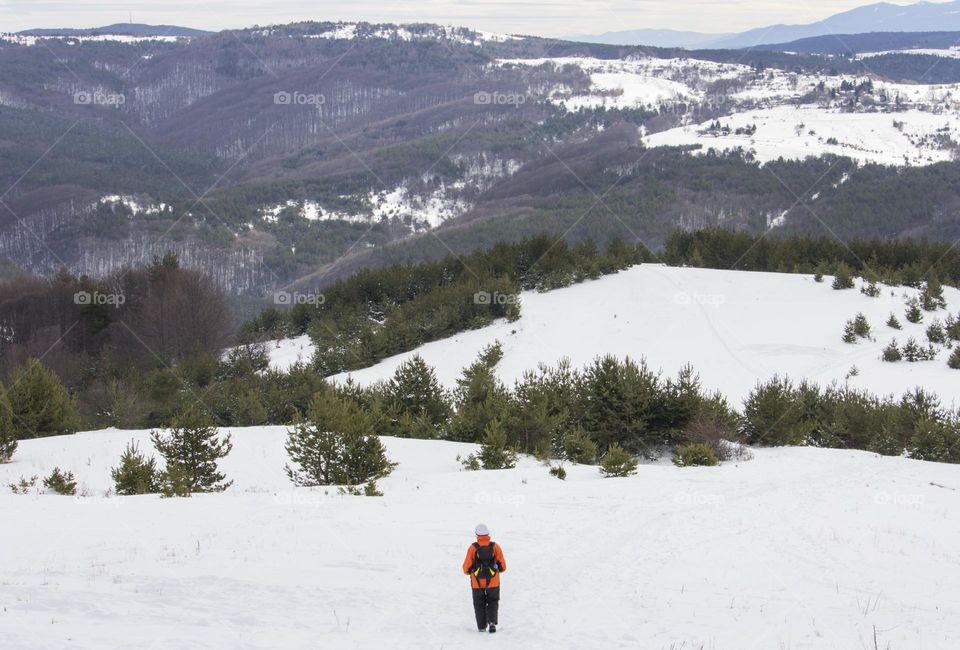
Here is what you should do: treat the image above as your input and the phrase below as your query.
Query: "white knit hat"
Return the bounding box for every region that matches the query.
[474,523,489,536]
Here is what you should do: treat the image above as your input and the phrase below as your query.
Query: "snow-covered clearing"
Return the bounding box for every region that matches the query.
[1,428,958,648]
[644,104,960,166]
[306,265,960,408]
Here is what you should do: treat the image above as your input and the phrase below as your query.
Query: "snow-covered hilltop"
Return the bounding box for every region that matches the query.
[262,265,960,407]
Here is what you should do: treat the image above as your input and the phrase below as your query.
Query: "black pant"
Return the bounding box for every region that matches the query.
[472,586,500,629]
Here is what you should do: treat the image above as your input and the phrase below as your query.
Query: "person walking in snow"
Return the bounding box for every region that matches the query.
[462,523,507,633]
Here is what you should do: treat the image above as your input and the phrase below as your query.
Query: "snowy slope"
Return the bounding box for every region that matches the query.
[307,265,960,408]
[499,54,960,167]
[1,428,959,649]
[644,104,960,166]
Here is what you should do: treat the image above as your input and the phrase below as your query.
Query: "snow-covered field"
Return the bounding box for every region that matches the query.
[644,104,960,166]
[276,265,960,408]
[2,428,959,648]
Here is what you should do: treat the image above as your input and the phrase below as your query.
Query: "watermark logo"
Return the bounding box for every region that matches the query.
[474,91,526,107]
[274,91,325,106]
[874,492,924,508]
[674,491,726,506]
[74,90,125,107]
[660,91,734,116]
[474,491,525,507]
[674,291,726,308]
[74,291,125,307]
[274,491,329,507]
[474,291,519,306]
[274,291,325,306]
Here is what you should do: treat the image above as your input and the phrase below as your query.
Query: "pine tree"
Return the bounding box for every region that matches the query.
[882,340,902,362]
[905,298,923,324]
[741,377,813,446]
[921,275,947,311]
[43,467,77,495]
[384,356,450,438]
[507,378,567,456]
[842,320,858,344]
[562,425,598,464]
[449,344,510,443]
[0,384,16,463]
[6,358,81,439]
[886,313,902,330]
[285,392,395,486]
[831,263,855,290]
[478,419,517,470]
[926,320,947,345]
[599,444,638,477]
[577,355,659,454]
[902,338,923,362]
[949,347,960,370]
[111,441,161,495]
[852,313,871,338]
[861,281,880,298]
[151,407,233,494]
[946,314,960,342]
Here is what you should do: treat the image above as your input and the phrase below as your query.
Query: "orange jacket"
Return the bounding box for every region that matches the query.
[462,535,506,589]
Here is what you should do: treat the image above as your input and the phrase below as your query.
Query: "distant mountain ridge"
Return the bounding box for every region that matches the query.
[571,0,960,48]
[565,28,734,49]
[751,30,960,54]
[17,23,211,38]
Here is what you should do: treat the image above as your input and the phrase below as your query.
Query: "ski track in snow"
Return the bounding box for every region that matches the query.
[1,430,958,648]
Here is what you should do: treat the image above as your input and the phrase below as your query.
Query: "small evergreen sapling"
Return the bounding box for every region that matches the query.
[477,419,517,470]
[902,337,938,362]
[0,385,16,463]
[672,443,720,467]
[946,314,960,342]
[882,340,902,362]
[285,391,395,486]
[852,313,871,338]
[949,347,960,370]
[886,313,902,330]
[111,441,161,495]
[861,281,880,298]
[151,407,233,494]
[43,467,77,495]
[6,358,81,439]
[600,444,638,477]
[905,298,923,324]
[927,320,947,345]
[8,475,37,494]
[562,425,598,464]
[831,264,856,290]
[921,275,947,311]
[842,321,858,344]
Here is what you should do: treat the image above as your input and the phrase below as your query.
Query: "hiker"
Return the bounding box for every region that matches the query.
[462,523,507,633]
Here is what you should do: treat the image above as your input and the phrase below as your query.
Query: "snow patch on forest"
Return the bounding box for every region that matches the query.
[0,33,181,46]
[644,105,960,166]
[98,194,168,216]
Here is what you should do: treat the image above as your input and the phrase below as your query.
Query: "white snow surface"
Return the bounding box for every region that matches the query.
[644,105,960,166]
[309,265,960,408]
[264,333,314,369]
[498,54,960,166]
[1,428,959,648]
[0,33,181,46]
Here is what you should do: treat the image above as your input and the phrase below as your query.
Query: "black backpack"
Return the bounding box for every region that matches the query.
[472,542,499,584]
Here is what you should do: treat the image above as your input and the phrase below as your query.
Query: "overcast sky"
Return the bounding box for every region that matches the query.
[0,0,922,36]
